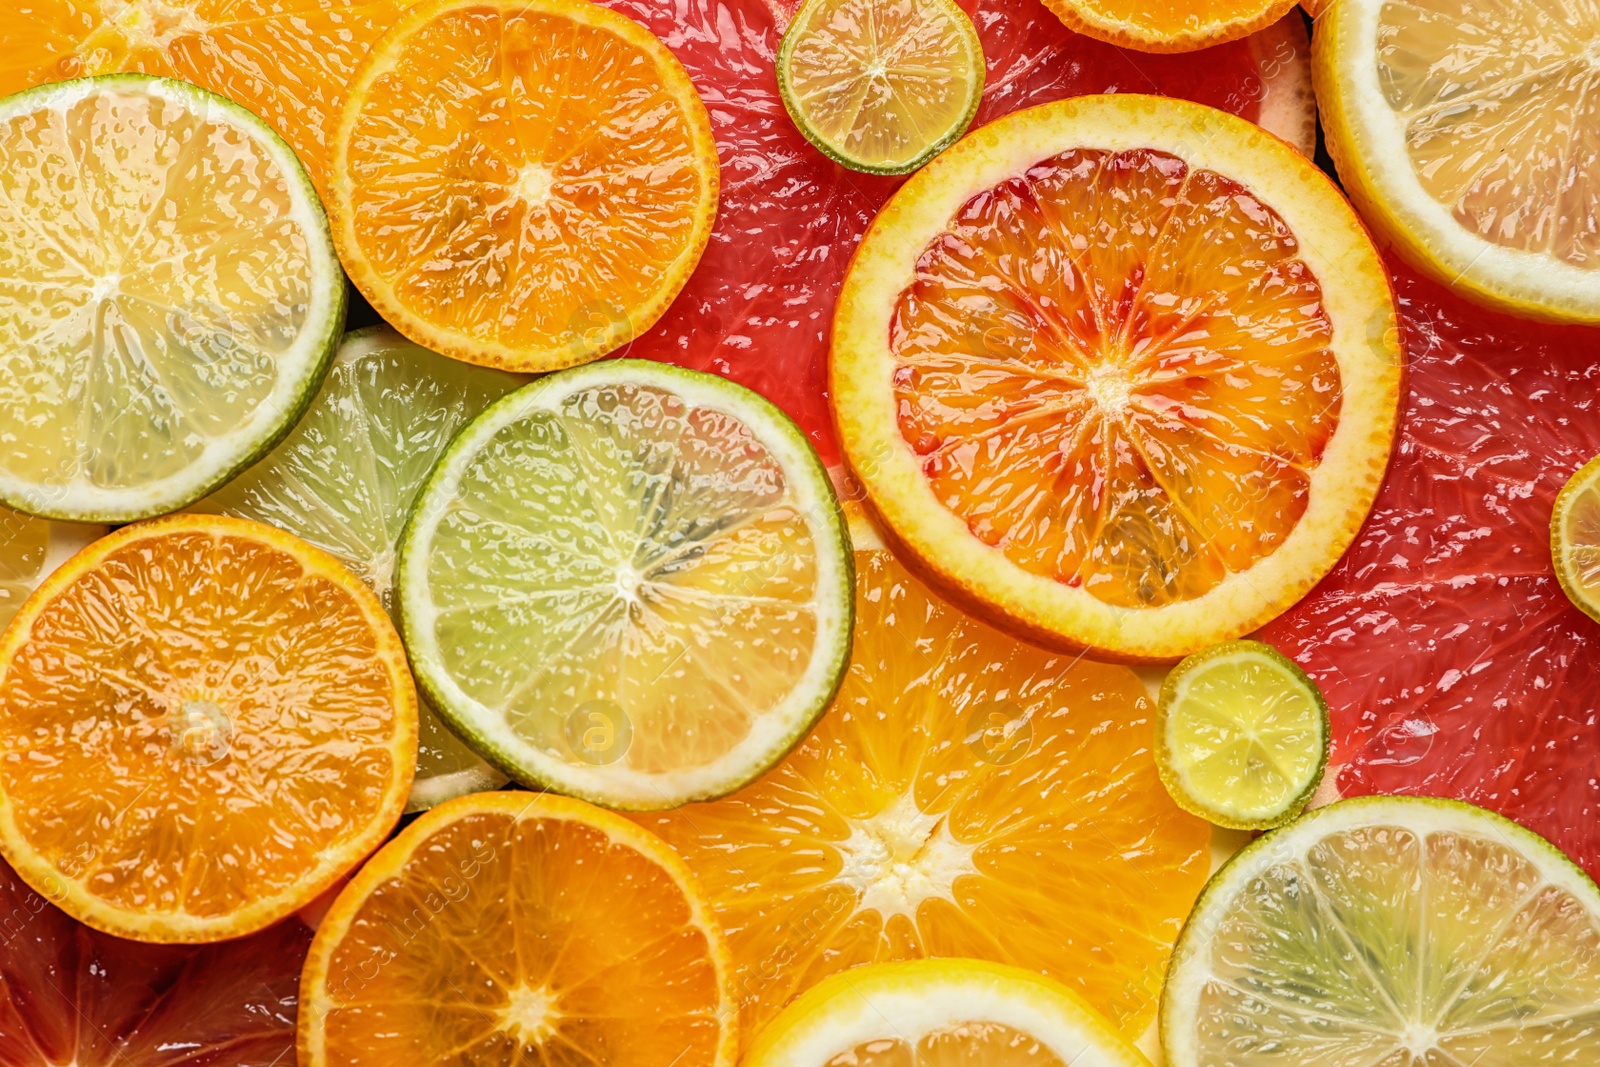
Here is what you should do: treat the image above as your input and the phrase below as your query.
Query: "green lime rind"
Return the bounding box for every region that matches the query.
[777,0,985,176]
[1161,794,1600,1067]
[396,358,855,811]
[1156,639,1329,831]
[0,74,345,524]
[1551,452,1600,625]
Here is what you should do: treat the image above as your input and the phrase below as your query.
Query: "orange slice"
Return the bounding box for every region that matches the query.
[0,515,417,943]
[0,0,406,197]
[329,0,720,373]
[832,94,1402,662]
[635,516,1211,1045]
[298,791,738,1067]
[1038,0,1300,53]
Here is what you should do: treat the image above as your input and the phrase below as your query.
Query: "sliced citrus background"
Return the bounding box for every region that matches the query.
[1554,453,1600,624]
[1038,0,1298,54]
[635,520,1210,1045]
[329,0,719,373]
[832,93,1400,660]
[1315,0,1600,324]
[0,515,417,943]
[0,853,311,1065]
[0,508,99,634]
[0,0,405,197]
[298,791,737,1067]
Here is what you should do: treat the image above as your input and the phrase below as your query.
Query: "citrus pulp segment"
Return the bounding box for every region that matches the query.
[199,326,523,811]
[0,0,407,196]
[0,74,344,523]
[1162,795,1600,1066]
[745,959,1150,1067]
[1037,0,1298,53]
[777,0,984,175]
[398,359,854,810]
[298,791,737,1067]
[1554,453,1600,624]
[0,515,417,943]
[1157,640,1329,830]
[329,0,719,373]
[634,539,1210,1044]
[832,93,1402,661]
[1314,0,1600,324]
[0,508,100,635]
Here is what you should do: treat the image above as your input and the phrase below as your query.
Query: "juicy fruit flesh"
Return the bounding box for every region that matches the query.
[636,547,1210,1041]
[426,382,822,780]
[343,2,710,355]
[1556,460,1600,617]
[824,1023,1068,1066]
[0,507,50,632]
[0,528,405,925]
[315,808,727,1065]
[889,147,1340,608]
[783,0,980,169]
[1377,0,1600,268]
[1064,0,1276,37]
[0,87,311,498]
[1189,820,1600,1065]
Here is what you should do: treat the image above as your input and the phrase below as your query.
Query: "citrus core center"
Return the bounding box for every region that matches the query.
[516,164,555,209]
[836,795,977,919]
[1087,364,1133,413]
[498,984,559,1045]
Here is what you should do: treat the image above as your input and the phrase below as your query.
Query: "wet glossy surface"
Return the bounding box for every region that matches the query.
[0,508,50,634]
[824,1023,1070,1067]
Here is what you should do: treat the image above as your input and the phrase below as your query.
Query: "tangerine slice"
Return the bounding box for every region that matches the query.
[0,515,417,943]
[832,94,1402,660]
[1037,0,1300,53]
[298,791,738,1067]
[329,0,720,372]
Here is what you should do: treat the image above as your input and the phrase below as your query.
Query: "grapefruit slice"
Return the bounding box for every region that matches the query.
[832,93,1401,661]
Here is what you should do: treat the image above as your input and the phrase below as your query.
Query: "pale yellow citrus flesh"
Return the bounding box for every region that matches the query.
[330,0,719,372]
[298,792,737,1067]
[1039,0,1299,53]
[0,508,51,634]
[0,516,416,942]
[825,1024,1068,1066]
[1554,453,1600,623]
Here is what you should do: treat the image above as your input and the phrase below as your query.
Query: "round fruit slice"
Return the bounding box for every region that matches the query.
[1553,453,1600,625]
[0,74,344,523]
[329,0,719,373]
[0,853,311,1065]
[777,0,984,175]
[298,791,737,1067]
[398,359,854,810]
[1156,639,1329,830]
[199,326,522,811]
[1314,0,1600,324]
[635,524,1210,1044]
[0,508,100,635]
[746,959,1149,1067]
[832,93,1402,661]
[0,515,417,943]
[1163,795,1600,1066]
[1038,0,1298,53]
[0,0,408,197]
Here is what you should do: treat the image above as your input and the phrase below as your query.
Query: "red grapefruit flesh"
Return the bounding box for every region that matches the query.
[602,0,1315,462]
[0,856,309,1064]
[1261,259,1600,878]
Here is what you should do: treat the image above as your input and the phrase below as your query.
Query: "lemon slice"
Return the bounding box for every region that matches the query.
[0,508,101,634]
[1163,795,1600,1066]
[1553,452,1600,625]
[198,327,523,811]
[1156,640,1329,830]
[0,75,345,522]
[397,360,854,810]
[1314,0,1600,323]
[777,0,984,174]
[747,959,1150,1067]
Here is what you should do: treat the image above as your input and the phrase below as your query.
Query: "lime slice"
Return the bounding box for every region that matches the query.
[0,74,344,523]
[1156,639,1329,830]
[1163,795,1600,1066]
[777,0,984,175]
[1553,453,1600,625]
[0,507,101,634]
[199,326,523,812]
[397,359,855,810]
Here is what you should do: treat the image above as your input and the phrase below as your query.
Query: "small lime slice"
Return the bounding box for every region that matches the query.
[199,326,524,812]
[397,359,855,811]
[1164,796,1600,1067]
[0,507,101,634]
[0,75,344,523]
[1156,639,1329,830]
[777,0,984,175]
[1553,453,1600,624]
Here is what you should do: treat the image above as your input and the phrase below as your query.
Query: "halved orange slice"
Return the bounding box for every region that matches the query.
[1039,0,1299,53]
[832,94,1402,662]
[298,791,738,1067]
[329,0,720,373]
[0,515,416,943]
